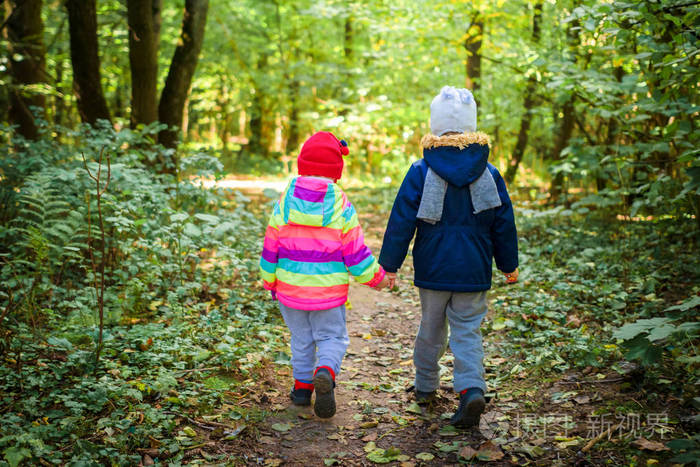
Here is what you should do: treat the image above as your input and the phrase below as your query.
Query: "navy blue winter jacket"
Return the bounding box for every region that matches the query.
[379,133,518,292]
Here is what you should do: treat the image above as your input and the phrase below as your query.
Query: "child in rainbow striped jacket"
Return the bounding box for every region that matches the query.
[259,131,389,418]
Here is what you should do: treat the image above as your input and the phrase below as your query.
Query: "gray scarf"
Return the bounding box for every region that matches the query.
[416,167,502,224]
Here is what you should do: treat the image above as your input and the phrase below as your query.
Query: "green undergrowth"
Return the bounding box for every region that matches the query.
[0,125,285,465]
[491,203,699,390]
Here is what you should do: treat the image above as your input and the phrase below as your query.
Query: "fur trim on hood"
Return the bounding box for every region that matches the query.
[420,132,490,149]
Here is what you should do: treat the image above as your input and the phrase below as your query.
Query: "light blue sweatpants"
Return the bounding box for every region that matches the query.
[414,289,488,394]
[279,302,350,382]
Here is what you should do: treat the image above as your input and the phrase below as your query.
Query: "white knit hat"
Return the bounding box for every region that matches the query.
[430,86,477,136]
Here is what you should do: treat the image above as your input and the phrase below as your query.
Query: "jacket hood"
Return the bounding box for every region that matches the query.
[280,176,346,227]
[421,132,491,187]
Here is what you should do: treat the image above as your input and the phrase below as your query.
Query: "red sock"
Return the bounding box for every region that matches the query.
[314,366,336,380]
[294,379,314,391]
[460,388,468,395]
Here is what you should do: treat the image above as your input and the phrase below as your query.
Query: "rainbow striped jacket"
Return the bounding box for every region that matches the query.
[260,176,385,311]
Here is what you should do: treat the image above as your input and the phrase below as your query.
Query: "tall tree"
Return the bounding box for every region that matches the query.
[65,0,111,125]
[158,0,209,160]
[548,9,581,201]
[127,0,161,127]
[504,0,543,184]
[4,0,46,139]
[464,12,483,93]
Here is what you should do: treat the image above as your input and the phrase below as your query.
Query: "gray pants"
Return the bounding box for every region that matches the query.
[279,302,350,382]
[414,288,488,393]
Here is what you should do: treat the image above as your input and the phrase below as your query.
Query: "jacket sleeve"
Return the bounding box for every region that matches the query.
[341,200,385,287]
[259,202,282,290]
[378,163,423,273]
[490,168,519,273]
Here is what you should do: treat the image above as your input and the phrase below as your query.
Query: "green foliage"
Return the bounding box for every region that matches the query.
[668,434,700,465]
[479,202,699,387]
[613,296,700,367]
[0,123,284,463]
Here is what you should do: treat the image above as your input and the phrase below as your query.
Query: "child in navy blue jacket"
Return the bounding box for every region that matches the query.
[379,86,518,428]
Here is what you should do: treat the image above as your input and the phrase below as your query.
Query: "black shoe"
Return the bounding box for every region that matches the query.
[312,368,336,418]
[450,388,485,428]
[289,387,312,406]
[415,389,436,405]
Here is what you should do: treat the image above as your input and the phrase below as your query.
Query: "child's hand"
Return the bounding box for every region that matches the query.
[386,272,397,289]
[504,268,519,284]
[375,275,390,290]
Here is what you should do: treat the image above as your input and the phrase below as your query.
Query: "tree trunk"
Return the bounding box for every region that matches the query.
[247,83,266,157]
[158,0,209,160]
[548,6,581,202]
[597,66,624,193]
[344,15,353,63]
[127,0,161,127]
[464,14,483,93]
[242,53,270,159]
[4,0,46,139]
[285,78,301,155]
[548,98,575,200]
[54,47,65,132]
[65,0,111,125]
[504,0,543,185]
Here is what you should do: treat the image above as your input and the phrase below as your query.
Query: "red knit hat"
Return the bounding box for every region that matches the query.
[297,131,349,181]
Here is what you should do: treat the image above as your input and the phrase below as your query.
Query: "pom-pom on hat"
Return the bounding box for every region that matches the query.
[297,131,349,181]
[430,86,477,136]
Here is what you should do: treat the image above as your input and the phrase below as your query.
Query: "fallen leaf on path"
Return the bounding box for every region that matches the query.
[362,433,377,442]
[405,402,422,415]
[392,415,408,426]
[360,420,378,429]
[632,438,669,452]
[476,441,505,461]
[487,357,507,366]
[264,459,282,467]
[223,424,247,440]
[271,423,291,432]
[574,395,590,404]
[259,435,276,444]
[459,446,478,459]
[367,446,403,464]
[481,410,507,423]
[298,412,313,420]
[515,444,544,458]
[555,437,581,449]
[434,441,461,453]
[364,441,377,453]
[438,425,458,436]
[415,452,434,461]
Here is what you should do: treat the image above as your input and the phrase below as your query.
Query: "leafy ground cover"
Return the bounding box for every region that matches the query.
[1,172,698,465]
